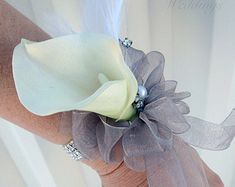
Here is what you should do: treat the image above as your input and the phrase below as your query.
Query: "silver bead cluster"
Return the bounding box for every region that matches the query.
[134,85,148,112]
[63,140,83,161]
[122,37,133,48]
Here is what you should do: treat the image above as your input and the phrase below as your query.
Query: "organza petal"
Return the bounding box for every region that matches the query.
[144,52,165,89]
[72,111,100,159]
[144,97,190,134]
[146,80,177,104]
[131,51,164,88]
[175,101,190,115]
[170,92,191,102]
[139,112,173,150]
[97,117,128,162]
[119,42,145,69]
[122,118,164,157]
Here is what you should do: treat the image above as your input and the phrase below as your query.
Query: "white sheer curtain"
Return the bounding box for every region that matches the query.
[2,0,235,186]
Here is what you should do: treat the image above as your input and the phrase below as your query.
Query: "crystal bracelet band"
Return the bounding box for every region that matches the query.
[63,140,84,161]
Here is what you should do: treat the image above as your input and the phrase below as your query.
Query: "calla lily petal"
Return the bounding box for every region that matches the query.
[12,33,137,120]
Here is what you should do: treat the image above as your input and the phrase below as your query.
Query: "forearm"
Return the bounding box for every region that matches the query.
[0,0,71,144]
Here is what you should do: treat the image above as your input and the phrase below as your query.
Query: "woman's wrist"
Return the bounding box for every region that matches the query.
[82,159,147,187]
[0,1,72,144]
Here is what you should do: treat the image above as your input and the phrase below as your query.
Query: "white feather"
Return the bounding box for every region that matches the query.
[80,0,124,39]
[26,0,124,39]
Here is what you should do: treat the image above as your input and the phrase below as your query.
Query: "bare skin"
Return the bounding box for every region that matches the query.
[0,0,72,144]
[0,1,223,186]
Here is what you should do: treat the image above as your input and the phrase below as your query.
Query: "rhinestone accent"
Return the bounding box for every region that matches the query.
[63,140,83,161]
[122,37,133,48]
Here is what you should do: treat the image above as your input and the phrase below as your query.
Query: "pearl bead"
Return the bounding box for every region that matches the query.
[137,85,148,100]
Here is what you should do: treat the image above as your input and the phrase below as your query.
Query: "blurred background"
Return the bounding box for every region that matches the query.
[1,0,235,186]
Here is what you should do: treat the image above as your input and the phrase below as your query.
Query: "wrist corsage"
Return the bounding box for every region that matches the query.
[12,33,235,186]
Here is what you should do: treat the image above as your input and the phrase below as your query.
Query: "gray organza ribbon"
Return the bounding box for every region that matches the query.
[71,44,235,187]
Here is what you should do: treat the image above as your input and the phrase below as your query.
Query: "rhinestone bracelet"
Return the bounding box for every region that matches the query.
[63,140,84,161]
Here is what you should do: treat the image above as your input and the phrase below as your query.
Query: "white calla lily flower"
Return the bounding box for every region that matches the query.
[12,33,138,120]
